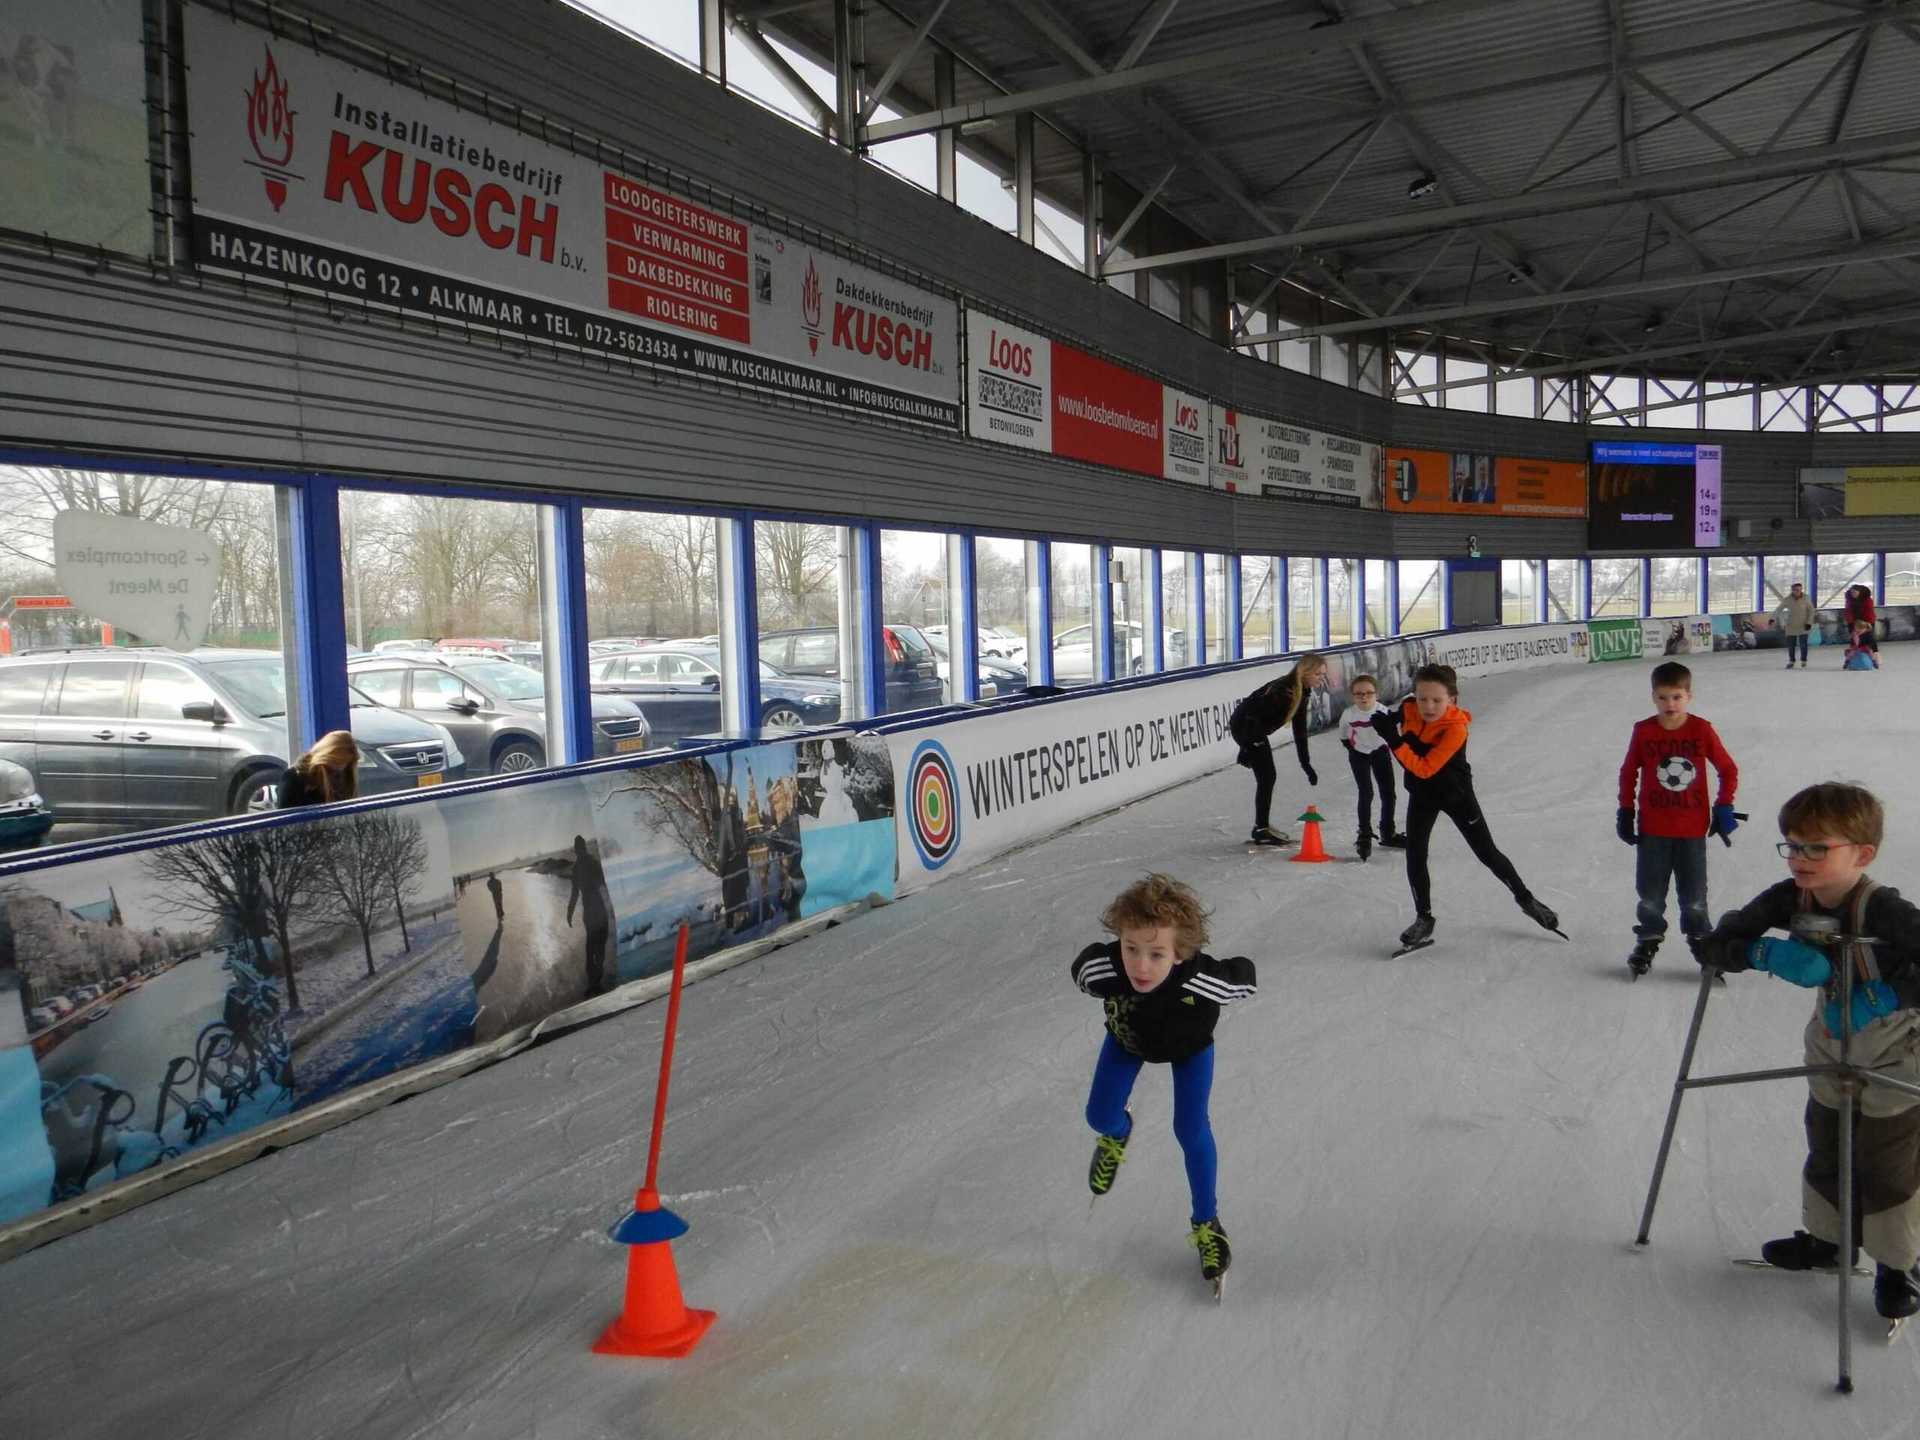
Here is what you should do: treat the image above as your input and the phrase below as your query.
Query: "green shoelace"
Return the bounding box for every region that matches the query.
[1091,1134,1127,1192]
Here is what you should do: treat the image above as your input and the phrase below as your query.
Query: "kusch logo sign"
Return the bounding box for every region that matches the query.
[244,45,301,211]
[801,256,824,355]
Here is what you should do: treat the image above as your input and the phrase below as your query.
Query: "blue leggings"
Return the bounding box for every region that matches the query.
[1085,1033,1218,1223]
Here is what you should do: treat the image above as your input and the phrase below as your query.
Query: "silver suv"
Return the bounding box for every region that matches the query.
[0,648,465,828]
[346,653,650,773]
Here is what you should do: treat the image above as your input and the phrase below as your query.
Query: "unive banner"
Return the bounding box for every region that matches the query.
[182,9,960,427]
[1385,449,1587,518]
[1209,405,1383,507]
[964,312,1211,485]
[0,0,151,255]
[1799,466,1920,519]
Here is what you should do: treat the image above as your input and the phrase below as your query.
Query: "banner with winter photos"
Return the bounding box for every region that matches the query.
[0,735,894,1232]
[182,8,959,427]
[0,0,151,255]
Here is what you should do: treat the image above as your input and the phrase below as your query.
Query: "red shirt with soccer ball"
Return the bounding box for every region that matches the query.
[1617,714,1739,839]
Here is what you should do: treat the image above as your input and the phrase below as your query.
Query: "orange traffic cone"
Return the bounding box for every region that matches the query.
[593,1186,716,1358]
[1291,805,1332,863]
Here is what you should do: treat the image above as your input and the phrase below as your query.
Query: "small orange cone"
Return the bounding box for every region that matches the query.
[1292,804,1333,863]
[593,1186,716,1358]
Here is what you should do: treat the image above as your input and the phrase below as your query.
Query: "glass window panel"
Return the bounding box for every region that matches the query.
[1703,383,1754,431]
[1887,553,1920,605]
[584,509,717,648]
[1707,556,1755,612]
[353,668,407,705]
[957,153,1016,233]
[1327,559,1356,645]
[135,664,216,720]
[410,669,469,706]
[723,26,834,134]
[1761,555,1807,607]
[1276,338,1316,375]
[1445,354,1490,413]
[1816,552,1874,608]
[1288,558,1320,646]
[1354,343,1385,397]
[1364,559,1391,638]
[1590,557,1642,617]
[975,536,1034,679]
[564,0,699,67]
[1035,196,1082,269]
[1546,559,1581,622]
[1050,543,1094,688]
[881,529,951,706]
[0,463,293,846]
[1761,387,1808,432]
[1397,559,1442,633]
[1321,341,1352,390]
[1495,377,1534,417]
[1161,550,1192,668]
[1500,560,1538,625]
[1649,557,1699,616]
[757,519,871,722]
[1202,554,1228,663]
[1150,273,1182,320]
[1109,546,1149,676]
[1239,556,1276,657]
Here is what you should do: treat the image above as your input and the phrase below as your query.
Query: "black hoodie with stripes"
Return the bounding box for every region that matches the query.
[1070,941,1258,1063]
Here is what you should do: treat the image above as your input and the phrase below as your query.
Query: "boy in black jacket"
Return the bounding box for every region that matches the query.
[1072,873,1256,1295]
[1694,782,1920,1321]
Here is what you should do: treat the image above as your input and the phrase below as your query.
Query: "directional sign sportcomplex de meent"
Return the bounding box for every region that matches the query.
[53,511,218,649]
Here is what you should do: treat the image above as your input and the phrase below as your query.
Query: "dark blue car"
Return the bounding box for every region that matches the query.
[589,644,843,745]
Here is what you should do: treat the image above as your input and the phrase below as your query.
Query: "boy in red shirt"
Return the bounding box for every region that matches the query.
[1616,661,1740,976]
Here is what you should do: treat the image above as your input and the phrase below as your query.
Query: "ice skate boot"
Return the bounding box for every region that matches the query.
[1759,1230,1857,1271]
[1627,938,1658,979]
[1088,1110,1130,1199]
[1356,829,1373,862]
[1876,1263,1920,1326]
[1377,827,1407,850]
[1516,892,1567,939]
[1188,1216,1231,1301]
[1249,826,1290,848]
[1393,913,1435,957]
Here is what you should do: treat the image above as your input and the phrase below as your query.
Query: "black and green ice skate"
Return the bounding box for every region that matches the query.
[1188,1216,1232,1301]
[1088,1113,1130,1204]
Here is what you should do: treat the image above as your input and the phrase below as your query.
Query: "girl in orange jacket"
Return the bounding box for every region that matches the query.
[1371,663,1563,953]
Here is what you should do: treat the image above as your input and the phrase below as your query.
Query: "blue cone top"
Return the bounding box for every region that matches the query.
[610,1205,690,1245]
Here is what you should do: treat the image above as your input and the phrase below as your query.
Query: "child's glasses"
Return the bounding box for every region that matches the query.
[1776,840,1856,860]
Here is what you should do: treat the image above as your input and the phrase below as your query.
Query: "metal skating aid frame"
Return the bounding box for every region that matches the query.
[1635,931,1920,1395]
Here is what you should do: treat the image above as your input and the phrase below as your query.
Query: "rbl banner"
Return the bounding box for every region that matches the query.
[965,313,1210,485]
[182,11,960,427]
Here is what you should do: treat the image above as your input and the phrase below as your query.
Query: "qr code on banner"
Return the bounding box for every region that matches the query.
[977,371,1043,419]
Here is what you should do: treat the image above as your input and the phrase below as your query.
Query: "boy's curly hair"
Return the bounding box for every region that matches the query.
[1779,782,1884,849]
[1101,873,1211,958]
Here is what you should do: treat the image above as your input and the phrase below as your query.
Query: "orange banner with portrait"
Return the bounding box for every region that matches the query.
[1385,449,1587,517]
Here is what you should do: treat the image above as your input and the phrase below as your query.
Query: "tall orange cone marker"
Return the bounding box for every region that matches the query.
[594,923,716,1359]
[1291,805,1333,863]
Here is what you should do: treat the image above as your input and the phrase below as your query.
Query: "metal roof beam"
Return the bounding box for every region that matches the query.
[863,0,1517,142]
[1101,127,1920,274]
[1103,161,1177,258]
[1240,234,1920,344]
[1111,0,1184,72]
[857,0,953,127]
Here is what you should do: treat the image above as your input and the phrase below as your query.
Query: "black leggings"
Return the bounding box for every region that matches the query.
[1405,789,1529,916]
[1347,747,1396,836]
[1245,740,1278,830]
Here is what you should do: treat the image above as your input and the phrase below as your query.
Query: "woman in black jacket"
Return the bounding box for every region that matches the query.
[277,730,359,808]
[1228,653,1326,846]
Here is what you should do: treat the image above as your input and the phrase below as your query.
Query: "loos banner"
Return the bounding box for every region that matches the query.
[1209,405,1383,508]
[966,312,1210,485]
[182,10,960,427]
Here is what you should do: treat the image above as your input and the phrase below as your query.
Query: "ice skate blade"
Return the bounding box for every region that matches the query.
[1211,1276,1225,1303]
[1730,1258,1872,1277]
[1391,938,1436,959]
[1889,1316,1909,1342]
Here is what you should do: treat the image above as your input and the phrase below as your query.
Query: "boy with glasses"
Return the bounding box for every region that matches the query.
[1694,783,1920,1323]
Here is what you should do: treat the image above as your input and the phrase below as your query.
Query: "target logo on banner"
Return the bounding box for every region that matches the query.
[908,738,961,870]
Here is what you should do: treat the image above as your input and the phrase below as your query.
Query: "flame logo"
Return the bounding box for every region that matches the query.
[245,48,295,166]
[801,256,823,352]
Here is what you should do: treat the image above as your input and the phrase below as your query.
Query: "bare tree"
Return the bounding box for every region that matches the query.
[313,816,390,977]
[374,812,430,953]
[756,521,838,628]
[589,762,725,877]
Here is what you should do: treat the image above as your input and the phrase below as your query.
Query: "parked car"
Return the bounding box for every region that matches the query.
[0,647,466,827]
[0,756,53,853]
[758,625,945,714]
[1051,622,1187,683]
[348,653,648,774]
[589,645,842,745]
[913,627,1027,698]
[371,638,434,654]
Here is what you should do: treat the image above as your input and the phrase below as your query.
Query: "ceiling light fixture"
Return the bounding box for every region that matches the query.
[1407,174,1438,200]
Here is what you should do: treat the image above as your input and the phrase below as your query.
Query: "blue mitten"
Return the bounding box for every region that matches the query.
[1825,980,1902,1035]
[1711,804,1739,838]
[1749,937,1831,987]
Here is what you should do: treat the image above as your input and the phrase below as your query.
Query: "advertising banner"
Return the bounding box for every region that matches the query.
[1422,624,1589,679]
[182,10,959,427]
[1589,441,1722,549]
[1210,406,1384,508]
[0,0,151,255]
[1798,466,1920,519]
[964,313,1210,484]
[1385,450,1587,518]
[1587,617,1644,663]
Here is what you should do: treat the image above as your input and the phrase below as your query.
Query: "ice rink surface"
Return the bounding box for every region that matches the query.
[5,647,1920,1439]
